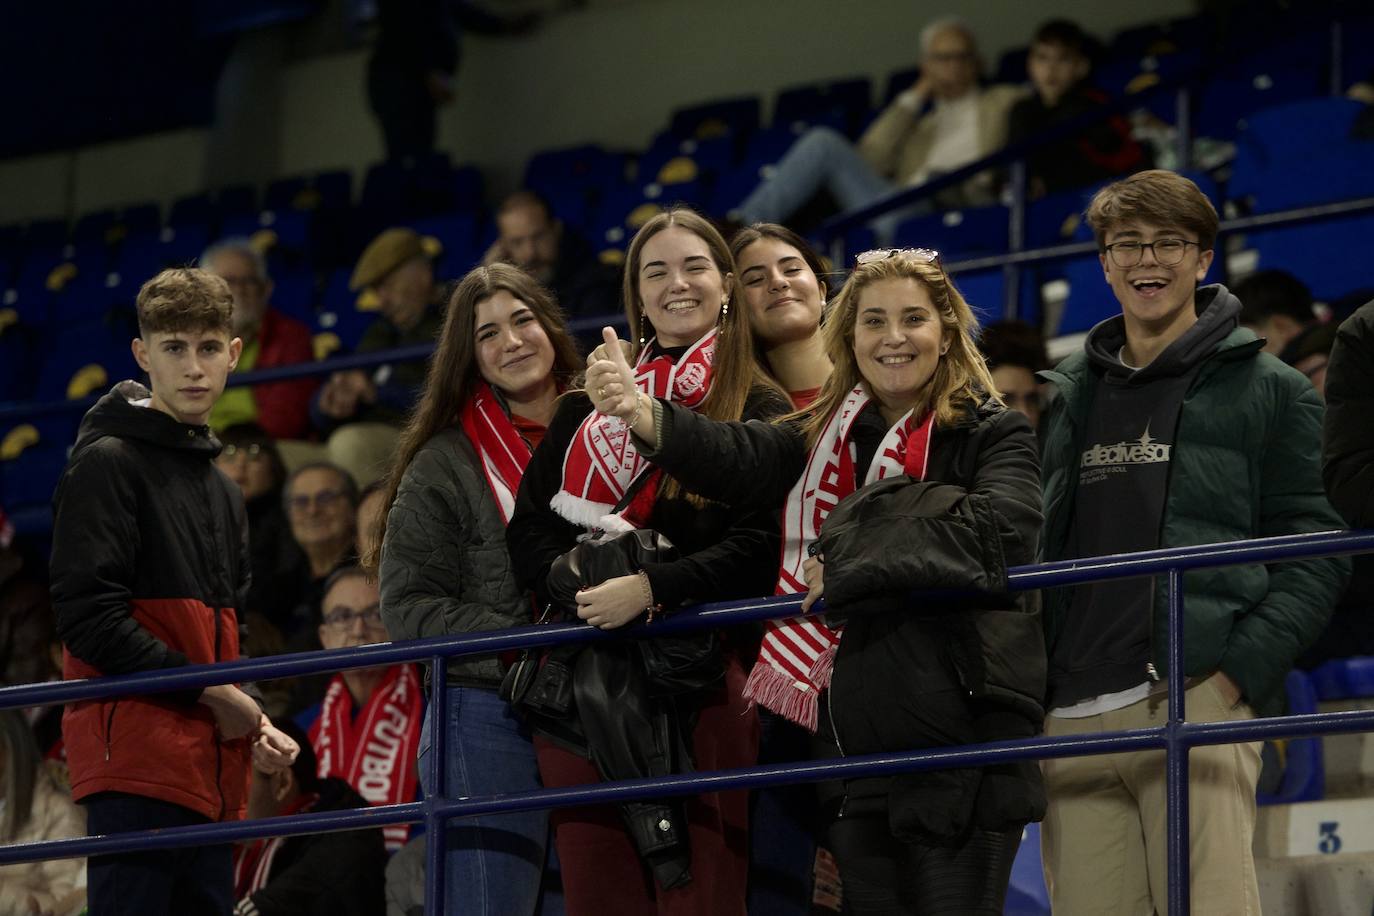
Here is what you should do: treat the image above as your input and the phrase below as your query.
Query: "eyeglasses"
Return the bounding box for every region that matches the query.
[286,489,347,513]
[322,603,385,630]
[1102,239,1199,269]
[855,247,942,269]
[218,443,267,463]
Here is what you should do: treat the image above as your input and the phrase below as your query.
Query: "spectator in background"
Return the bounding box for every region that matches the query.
[281,462,359,643]
[1235,269,1317,355]
[1279,322,1338,399]
[312,228,447,487]
[354,481,388,567]
[366,0,536,160]
[0,710,86,916]
[234,719,387,916]
[216,424,304,637]
[484,190,621,318]
[979,320,1050,431]
[201,239,318,441]
[306,568,422,854]
[1007,20,1147,199]
[734,18,1023,231]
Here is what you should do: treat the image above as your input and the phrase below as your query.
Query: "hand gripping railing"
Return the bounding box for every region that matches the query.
[0,529,1371,915]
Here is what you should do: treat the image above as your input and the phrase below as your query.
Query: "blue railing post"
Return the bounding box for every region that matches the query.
[1165,567,1190,915]
[1174,89,1193,172]
[1004,159,1027,321]
[424,657,449,915]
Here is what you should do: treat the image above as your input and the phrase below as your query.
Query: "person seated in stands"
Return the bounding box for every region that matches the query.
[0,710,86,916]
[353,480,388,567]
[305,568,422,854]
[1234,269,1317,356]
[281,462,359,643]
[234,718,387,916]
[483,190,621,318]
[202,239,318,441]
[311,228,447,487]
[1007,19,1147,199]
[216,424,305,638]
[979,320,1050,432]
[734,17,1023,231]
[1278,321,1338,400]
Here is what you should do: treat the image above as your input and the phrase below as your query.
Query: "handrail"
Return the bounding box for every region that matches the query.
[0,529,1370,916]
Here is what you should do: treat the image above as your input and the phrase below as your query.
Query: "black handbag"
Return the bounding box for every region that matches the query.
[544,474,724,696]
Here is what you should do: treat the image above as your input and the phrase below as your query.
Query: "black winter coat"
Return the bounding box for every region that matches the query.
[641,395,1047,840]
[237,778,387,916]
[1324,299,1374,606]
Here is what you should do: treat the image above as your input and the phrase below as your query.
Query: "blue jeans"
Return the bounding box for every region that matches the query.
[418,685,550,916]
[736,126,916,242]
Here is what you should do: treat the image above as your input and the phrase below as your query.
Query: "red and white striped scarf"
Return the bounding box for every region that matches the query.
[458,379,535,524]
[309,663,423,852]
[743,385,935,731]
[550,330,716,531]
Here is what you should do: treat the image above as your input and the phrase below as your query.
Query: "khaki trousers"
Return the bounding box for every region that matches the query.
[1041,674,1263,916]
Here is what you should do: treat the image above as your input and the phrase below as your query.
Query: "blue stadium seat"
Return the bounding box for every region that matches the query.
[669,97,760,140]
[1310,657,1374,702]
[1196,55,1326,140]
[269,267,316,324]
[315,269,378,359]
[116,224,211,287]
[892,205,1010,261]
[948,269,1005,325]
[637,132,734,189]
[410,211,481,279]
[1230,98,1368,203]
[1004,823,1051,915]
[33,320,139,403]
[1257,669,1324,805]
[524,145,626,195]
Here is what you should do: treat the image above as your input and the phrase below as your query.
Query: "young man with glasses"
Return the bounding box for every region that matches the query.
[305,566,422,853]
[1036,169,1348,914]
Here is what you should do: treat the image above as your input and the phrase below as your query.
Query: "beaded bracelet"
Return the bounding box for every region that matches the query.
[637,570,664,623]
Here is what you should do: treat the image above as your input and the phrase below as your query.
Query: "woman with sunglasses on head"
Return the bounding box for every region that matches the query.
[732,223,833,409]
[506,207,787,915]
[369,263,583,916]
[586,247,1046,916]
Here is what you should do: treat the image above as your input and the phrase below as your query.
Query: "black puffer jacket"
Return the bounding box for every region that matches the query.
[1323,299,1374,606]
[642,394,1047,839]
[380,426,540,687]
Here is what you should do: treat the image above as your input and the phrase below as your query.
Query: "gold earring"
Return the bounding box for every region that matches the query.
[721,295,729,320]
[638,310,647,347]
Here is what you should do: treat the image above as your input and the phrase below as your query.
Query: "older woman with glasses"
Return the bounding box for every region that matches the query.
[586,247,1047,915]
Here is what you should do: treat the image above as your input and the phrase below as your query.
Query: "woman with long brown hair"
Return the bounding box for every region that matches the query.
[587,249,1046,915]
[732,223,833,408]
[506,207,787,915]
[371,262,581,915]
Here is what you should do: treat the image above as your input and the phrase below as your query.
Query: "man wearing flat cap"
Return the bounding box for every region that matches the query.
[309,227,447,486]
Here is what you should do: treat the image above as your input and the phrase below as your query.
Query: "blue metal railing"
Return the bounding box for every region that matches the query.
[0,529,1370,916]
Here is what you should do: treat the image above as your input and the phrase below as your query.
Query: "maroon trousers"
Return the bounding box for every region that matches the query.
[535,655,759,916]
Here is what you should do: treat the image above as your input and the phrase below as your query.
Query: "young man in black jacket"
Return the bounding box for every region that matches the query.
[51,268,298,916]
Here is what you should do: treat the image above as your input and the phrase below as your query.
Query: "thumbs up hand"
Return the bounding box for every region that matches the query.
[587,327,656,440]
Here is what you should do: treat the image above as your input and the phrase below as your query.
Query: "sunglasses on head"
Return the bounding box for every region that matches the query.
[854,247,942,269]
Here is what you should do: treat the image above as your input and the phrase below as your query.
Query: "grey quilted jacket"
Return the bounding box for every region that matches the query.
[379,427,535,687]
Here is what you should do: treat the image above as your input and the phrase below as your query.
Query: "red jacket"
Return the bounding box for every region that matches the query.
[52,382,252,821]
[251,308,318,441]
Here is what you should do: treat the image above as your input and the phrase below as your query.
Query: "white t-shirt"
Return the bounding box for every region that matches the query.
[905,91,981,186]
